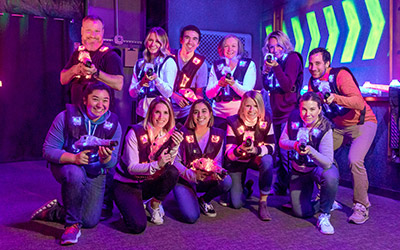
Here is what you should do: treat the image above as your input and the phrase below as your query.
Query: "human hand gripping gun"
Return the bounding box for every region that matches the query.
[77,51,93,79]
[216,65,233,102]
[293,127,311,165]
[315,80,345,118]
[148,127,183,167]
[72,135,118,164]
[190,158,228,179]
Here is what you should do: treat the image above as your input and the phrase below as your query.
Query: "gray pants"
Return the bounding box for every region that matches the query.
[333,121,377,207]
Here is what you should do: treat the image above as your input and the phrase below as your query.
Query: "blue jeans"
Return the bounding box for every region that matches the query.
[290,165,339,217]
[50,163,106,228]
[173,176,232,223]
[229,155,273,209]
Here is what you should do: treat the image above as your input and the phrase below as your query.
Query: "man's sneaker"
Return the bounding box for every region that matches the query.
[317,213,334,235]
[218,199,229,207]
[244,180,254,199]
[146,202,165,225]
[61,223,81,245]
[199,198,217,217]
[331,200,343,212]
[258,201,272,221]
[31,199,59,221]
[348,203,369,224]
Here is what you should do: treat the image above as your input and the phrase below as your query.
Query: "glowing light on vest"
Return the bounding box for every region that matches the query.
[237,125,245,135]
[291,122,300,130]
[180,74,190,88]
[140,134,149,144]
[211,135,220,143]
[193,57,201,65]
[186,135,195,143]
[259,121,267,129]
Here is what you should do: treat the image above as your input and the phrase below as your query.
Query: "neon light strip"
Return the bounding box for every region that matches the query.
[291,16,304,53]
[323,5,339,61]
[341,0,360,63]
[362,0,385,60]
[305,11,320,67]
[282,21,288,35]
[265,25,273,36]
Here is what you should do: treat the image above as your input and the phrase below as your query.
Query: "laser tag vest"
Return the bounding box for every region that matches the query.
[226,114,273,160]
[135,56,175,100]
[63,104,118,175]
[287,109,331,172]
[180,127,224,168]
[263,51,303,97]
[214,58,252,102]
[309,67,366,125]
[117,124,168,181]
[70,45,121,105]
[172,51,205,92]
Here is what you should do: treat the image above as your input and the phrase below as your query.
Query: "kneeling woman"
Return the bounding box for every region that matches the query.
[225,91,275,221]
[114,97,183,233]
[279,92,339,235]
[173,100,232,223]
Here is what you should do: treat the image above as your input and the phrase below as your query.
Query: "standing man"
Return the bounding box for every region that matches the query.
[262,31,304,195]
[308,47,377,224]
[60,15,124,105]
[171,25,208,125]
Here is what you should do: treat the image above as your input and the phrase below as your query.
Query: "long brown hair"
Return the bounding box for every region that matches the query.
[144,96,175,132]
[184,99,214,129]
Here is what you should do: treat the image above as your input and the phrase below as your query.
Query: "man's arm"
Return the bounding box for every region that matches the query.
[94,70,124,91]
[60,64,82,85]
[332,70,365,110]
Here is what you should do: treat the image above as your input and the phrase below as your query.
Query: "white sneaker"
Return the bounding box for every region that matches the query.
[317,213,334,235]
[348,203,369,224]
[331,200,343,212]
[146,202,165,225]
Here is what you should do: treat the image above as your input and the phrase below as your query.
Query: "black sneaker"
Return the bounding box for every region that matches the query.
[61,223,81,245]
[31,199,59,221]
[199,198,217,217]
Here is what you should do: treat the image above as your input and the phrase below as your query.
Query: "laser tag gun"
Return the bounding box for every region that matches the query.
[314,79,346,119]
[72,135,118,163]
[77,50,93,79]
[148,126,183,163]
[290,127,312,166]
[190,158,228,179]
[264,53,276,63]
[236,136,255,160]
[178,88,198,103]
[139,63,157,98]
[72,135,118,176]
[215,65,233,102]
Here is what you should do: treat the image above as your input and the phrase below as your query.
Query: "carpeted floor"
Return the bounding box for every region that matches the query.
[0,160,399,250]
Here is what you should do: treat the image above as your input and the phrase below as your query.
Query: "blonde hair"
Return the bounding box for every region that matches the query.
[238,91,266,121]
[144,96,175,132]
[184,99,214,129]
[217,34,244,59]
[143,27,171,63]
[262,30,294,56]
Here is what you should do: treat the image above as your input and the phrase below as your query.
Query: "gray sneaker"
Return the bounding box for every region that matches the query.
[348,203,369,224]
[317,213,334,235]
[146,202,165,225]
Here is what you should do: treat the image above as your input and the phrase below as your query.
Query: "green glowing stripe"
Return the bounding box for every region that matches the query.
[305,11,320,67]
[265,25,273,36]
[362,0,385,60]
[291,16,304,53]
[341,0,360,63]
[0,13,9,32]
[323,5,339,61]
[282,21,288,35]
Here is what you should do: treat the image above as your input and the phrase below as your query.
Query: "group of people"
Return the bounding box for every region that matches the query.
[30,15,377,245]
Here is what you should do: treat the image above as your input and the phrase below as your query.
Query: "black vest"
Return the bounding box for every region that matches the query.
[172,51,205,92]
[263,51,303,96]
[226,114,274,159]
[287,109,331,171]
[64,104,118,175]
[309,67,366,125]
[70,45,121,105]
[213,58,252,102]
[135,56,175,99]
[179,127,224,168]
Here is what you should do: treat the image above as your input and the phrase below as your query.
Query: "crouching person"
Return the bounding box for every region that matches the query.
[32,82,122,245]
[173,100,232,223]
[279,92,339,234]
[113,97,183,233]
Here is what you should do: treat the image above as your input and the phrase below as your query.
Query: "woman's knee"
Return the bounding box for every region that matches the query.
[260,155,273,170]
[127,223,147,234]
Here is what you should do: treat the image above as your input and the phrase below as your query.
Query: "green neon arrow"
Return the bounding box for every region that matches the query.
[341,0,360,63]
[265,25,273,36]
[323,5,339,61]
[291,16,304,53]
[305,11,320,67]
[282,21,288,36]
[363,0,385,60]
